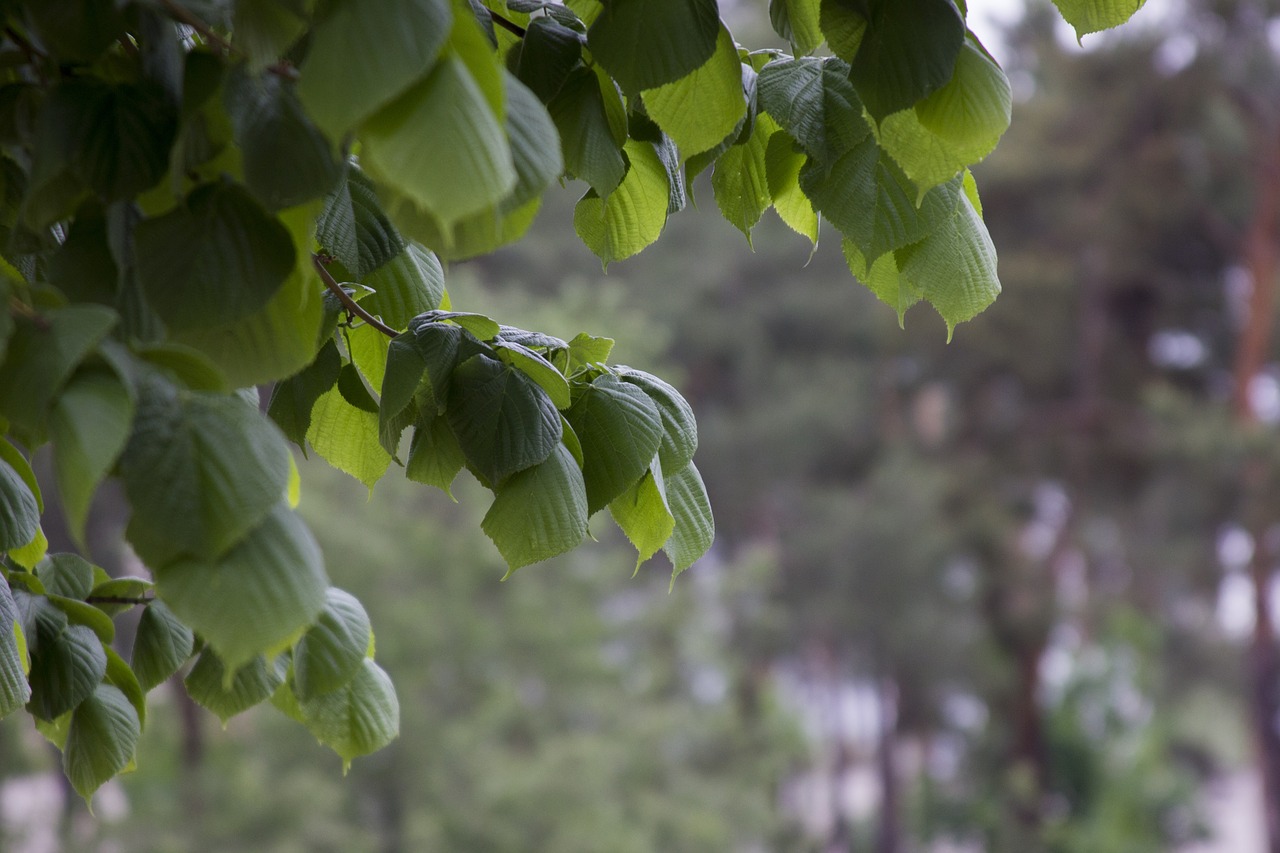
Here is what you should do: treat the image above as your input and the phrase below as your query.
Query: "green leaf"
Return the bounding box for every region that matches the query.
[502,71,565,211]
[26,601,107,721]
[616,367,698,473]
[609,460,674,568]
[1051,0,1146,40]
[338,362,379,413]
[819,0,867,61]
[847,0,965,122]
[843,239,919,324]
[64,685,140,803]
[878,38,1012,192]
[293,588,371,702]
[405,411,467,495]
[318,164,408,278]
[770,0,824,55]
[361,39,515,227]
[405,317,467,410]
[799,138,961,263]
[299,658,399,769]
[135,180,296,331]
[307,386,393,490]
[482,443,588,571]
[587,0,720,93]
[548,67,627,198]
[0,581,31,717]
[185,650,286,723]
[447,354,563,486]
[103,647,146,726]
[232,0,308,71]
[514,16,583,103]
[298,0,453,140]
[0,304,117,435]
[121,377,292,561]
[131,600,195,692]
[24,0,126,62]
[267,340,342,451]
[756,57,868,164]
[712,112,775,242]
[642,27,747,158]
[573,140,669,266]
[566,332,614,373]
[226,68,343,210]
[662,462,714,577]
[764,130,818,244]
[0,454,39,552]
[46,595,115,645]
[362,244,447,331]
[49,368,134,544]
[8,529,48,570]
[493,341,571,409]
[156,505,328,672]
[35,554,95,600]
[565,374,663,514]
[87,577,153,617]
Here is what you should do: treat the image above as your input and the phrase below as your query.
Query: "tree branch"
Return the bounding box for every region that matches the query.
[490,10,527,39]
[85,595,155,606]
[158,0,236,56]
[312,255,400,339]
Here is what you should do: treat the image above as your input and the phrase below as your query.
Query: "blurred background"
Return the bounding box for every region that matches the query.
[5,0,1280,850]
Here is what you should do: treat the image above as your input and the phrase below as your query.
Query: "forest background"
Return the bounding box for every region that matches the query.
[3,0,1280,851]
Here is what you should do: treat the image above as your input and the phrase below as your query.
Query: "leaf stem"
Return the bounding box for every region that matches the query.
[85,595,155,606]
[312,255,399,339]
[490,11,527,39]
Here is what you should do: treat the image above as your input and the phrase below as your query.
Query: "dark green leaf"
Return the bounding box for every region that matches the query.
[27,605,107,721]
[847,0,965,121]
[268,339,342,452]
[35,554,95,600]
[756,56,868,163]
[587,0,720,93]
[548,67,627,198]
[481,443,588,571]
[565,374,663,514]
[662,462,714,577]
[641,27,746,157]
[363,244,446,331]
[25,0,126,62]
[293,588,371,701]
[515,16,583,103]
[616,367,698,473]
[185,649,286,722]
[64,685,140,803]
[232,0,309,71]
[405,411,466,494]
[0,454,39,551]
[502,72,565,211]
[317,164,408,277]
[131,600,194,692]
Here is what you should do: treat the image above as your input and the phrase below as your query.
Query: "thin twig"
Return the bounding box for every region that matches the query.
[158,0,236,55]
[85,595,155,606]
[490,10,527,39]
[312,255,400,339]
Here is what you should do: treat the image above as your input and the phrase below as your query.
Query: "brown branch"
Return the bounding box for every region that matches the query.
[312,255,399,339]
[85,595,155,606]
[158,0,236,56]
[490,10,527,39]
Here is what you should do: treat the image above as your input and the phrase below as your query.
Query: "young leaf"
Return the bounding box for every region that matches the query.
[307,386,393,490]
[642,28,747,158]
[446,354,563,486]
[481,443,588,571]
[565,374,664,514]
[609,460,674,569]
[573,140,669,266]
[764,131,819,244]
[64,684,141,804]
[712,112,776,242]
[132,600,195,692]
[293,588,371,702]
[185,650,286,723]
[154,505,328,672]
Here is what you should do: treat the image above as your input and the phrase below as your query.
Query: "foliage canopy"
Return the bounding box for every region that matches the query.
[0,0,1143,798]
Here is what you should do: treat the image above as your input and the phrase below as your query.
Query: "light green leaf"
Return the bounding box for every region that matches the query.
[878,39,1012,192]
[548,67,627,198]
[155,505,328,672]
[566,332,615,373]
[616,367,698,473]
[135,180,295,331]
[493,341,571,410]
[131,600,195,692]
[361,51,514,227]
[121,377,291,561]
[298,0,453,140]
[482,443,588,571]
[363,244,447,331]
[185,650,286,723]
[267,340,342,452]
[573,140,669,266]
[64,684,140,803]
[49,368,133,544]
[662,462,714,578]
[447,354,562,486]
[847,0,965,122]
[843,239,920,324]
[0,455,39,552]
[348,323,391,395]
[587,0,719,93]
[406,411,467,495]
[293,588,371,702]
[299,658,399,769]
[87,577,153,618]
[307,385,393,490]
[388,192,542,262]
[318,163,408,278]
[565,374,663,514]
[609,460,674,569]
[8,529,48,570]
[1052,0,1146,40]
[712,111,775,242]
[770,0,824,55]
[764,130,818,244]
[642,27,747,158]
[818,0,866,61]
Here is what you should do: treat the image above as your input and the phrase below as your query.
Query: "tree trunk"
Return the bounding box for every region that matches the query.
[875,678,900,853]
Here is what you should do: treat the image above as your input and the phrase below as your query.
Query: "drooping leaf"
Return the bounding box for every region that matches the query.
[770,0,824,55]
[587,0,720,93]
[764,130,818,244]
[501,72,565,211]
[49,368,134,544]
[492,341,571,410]
[514,15,583,103]
[405,411,467,495]
[135,180,296,331]
[573,140,669,266]
[267,339,342,452]
[185,650,286,722]
[662,462,714,577]
[26,602,107,722]
[317,164,408,278]
[847,0,965,122]
[121,377,291,562]
[756,57,868,164]
[565,374,664,514]
[1051,0,1147,40]
[482,443,588,571]
[0,454,39,552]
[131,600,195,692]
[299,658,399,768]
[155,505,328,672]
[293,588,371,702]
[548,67,627,198]
[307,386,393,490]
[102,647,146,725]
[642,27,747,158]
[298,0,453,140]
[447,354,562,486]
[712,112,776,242]
[616,367,698,473]
[0,581,31,717]
[64,685,140,803]
[609,460,674,568]
[35,554,96,600]
[818,0,866,61]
